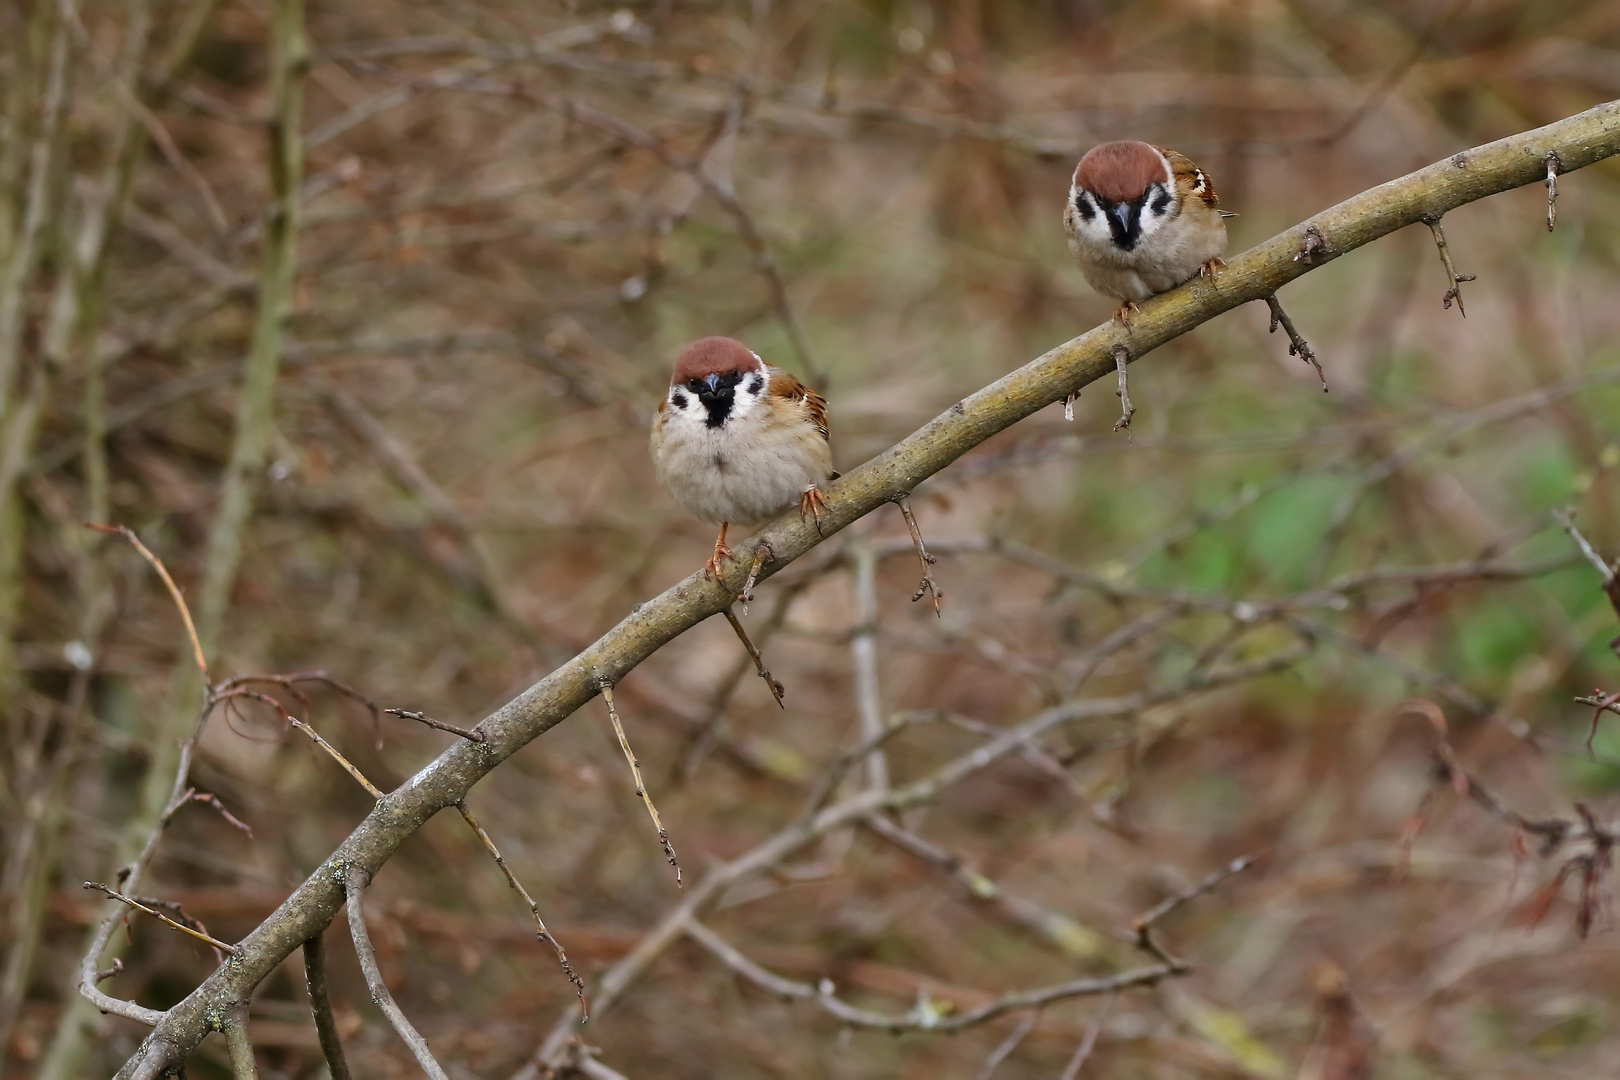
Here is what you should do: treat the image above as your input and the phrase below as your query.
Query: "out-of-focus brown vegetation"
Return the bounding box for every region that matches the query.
[3,0,1620,1076]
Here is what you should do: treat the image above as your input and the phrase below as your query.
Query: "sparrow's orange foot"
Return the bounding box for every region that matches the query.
[1199,257,1225,279]
[1112,301,1141,328]
[704,524,736,580]
[799,485,827,536]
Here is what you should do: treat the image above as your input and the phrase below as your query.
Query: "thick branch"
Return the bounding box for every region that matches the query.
[113,100,1620,1075]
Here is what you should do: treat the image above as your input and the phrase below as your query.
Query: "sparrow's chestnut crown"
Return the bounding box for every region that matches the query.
[1069,141,1177,254]
[667,336,768,429]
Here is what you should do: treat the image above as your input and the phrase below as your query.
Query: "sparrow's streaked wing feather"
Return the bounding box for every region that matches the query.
[767,368,830,442]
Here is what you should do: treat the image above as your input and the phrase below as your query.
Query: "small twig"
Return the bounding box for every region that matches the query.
[1110,344,1135,431]
[1263,295,1328,391]
[1129,854,1261,965]
[303,934,352,1080]
[973,1010,1040,1080]
[1057,994,1115,1080]
[86,523,209,684]
[599,681,682,884]
[95,959,125,984]
[344,868,451,1080]
[1545,151,1561,231]
[183,790,252,835]
[455,800,587,1015]
[1423,215,1476,315]
[738,542,771,610]
[896,494,942,615]
[218,688,385,797]
[1552,508,1618,584]
[1577,692,1620,757]
[681,917,1176,1033]
[722,607,786,707]
[82,883,235,955]
[384,707,487,742]
[1553,508,1620,659]
[222,1005,258,1080]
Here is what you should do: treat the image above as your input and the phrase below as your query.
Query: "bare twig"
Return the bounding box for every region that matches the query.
[181,790,251,835]
[738,542,771,610]
[849,544,890,794]
[344,868,450,1080]
[681,917,1175,1033]
[222,1005,258,1080]
[1552,508,1617,584]
[1130,854,1262,966]
[385,708,487,742]
[85,524,208,685]
[454,801,586,1014]
[722,608,786,708]
[1263,295,1327,391]
[217,688,384,798]
[81,883,234,955]
[1111,344,1136,431]
[973,1010,1040,1080]
[1423,215,1476,315]
[599,681,682,885]
[895,495,942,615]
[303,935,351,1080]
[1057,994,1115,1080]
[1546,151,1561,231]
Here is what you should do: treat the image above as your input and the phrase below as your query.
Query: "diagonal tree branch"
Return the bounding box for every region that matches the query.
[111,99,1620,1076]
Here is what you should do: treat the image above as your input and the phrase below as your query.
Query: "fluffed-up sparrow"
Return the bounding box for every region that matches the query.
[650,336,833,578]
[1064,140,1230,325]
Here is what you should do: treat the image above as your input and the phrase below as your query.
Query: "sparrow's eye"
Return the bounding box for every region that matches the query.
[747,375,765,394]
[1149,187,1171,215]
[671,390,689,409]
[687,378,704,393]
[1073,192,1096,221]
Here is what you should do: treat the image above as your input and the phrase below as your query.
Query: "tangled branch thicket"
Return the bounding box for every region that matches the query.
[4,3,1620,1078]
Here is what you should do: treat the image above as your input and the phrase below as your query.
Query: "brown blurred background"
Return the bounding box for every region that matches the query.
[3,0,1620,1076]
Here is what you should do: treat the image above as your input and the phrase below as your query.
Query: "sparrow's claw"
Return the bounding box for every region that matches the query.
[799,485,827,536]
[704,524,736,580]
[1199,256,1225,279]
[1112,301,1141,328]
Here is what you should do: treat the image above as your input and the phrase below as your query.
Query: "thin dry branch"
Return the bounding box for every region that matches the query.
[1110,344,1135,431]
[302,934,351,1080]
[1545,151,1560,231]
[86,524,208,684]
[1423,215,1476,315]
[722,608,786,708]
[600,681,681,885]
[385,708,487,742]
[896,495,943,615]
[222,1005,258,1080]
[681,916,1176,1033]
[453,801,586,1013]
[1263,295,1327,391]
[109,100,1620,1077]
[344,868,450,1080]
[81,883,234,955]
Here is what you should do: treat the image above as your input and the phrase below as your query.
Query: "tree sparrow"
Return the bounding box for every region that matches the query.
[650,336,833,579]
[1063,140,1230,325]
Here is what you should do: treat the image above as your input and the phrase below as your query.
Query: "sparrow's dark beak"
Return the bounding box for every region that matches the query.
[703,373,721,394]
[1109,202,1133,232]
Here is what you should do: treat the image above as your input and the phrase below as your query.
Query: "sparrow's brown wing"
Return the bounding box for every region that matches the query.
[767,367,829,442]
[1157,146,1219,209]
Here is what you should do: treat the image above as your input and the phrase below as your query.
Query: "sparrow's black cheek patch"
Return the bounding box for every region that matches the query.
[672,391,689,409]
[1073,193,1095,221]
[748,375,764,394]
[1150,188,1171,214]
